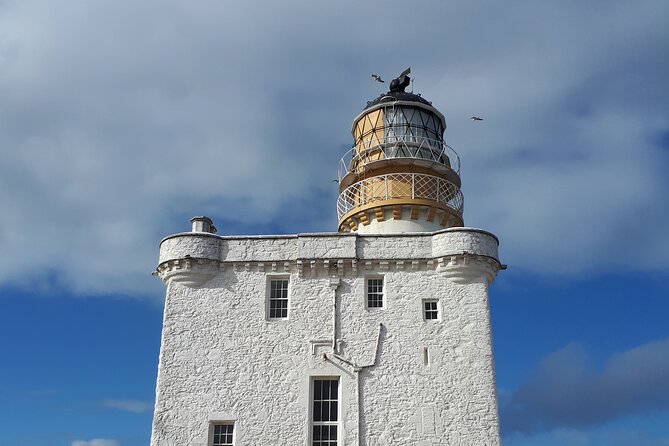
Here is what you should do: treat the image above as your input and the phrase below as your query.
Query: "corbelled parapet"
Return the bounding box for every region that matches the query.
[155,219,501,288]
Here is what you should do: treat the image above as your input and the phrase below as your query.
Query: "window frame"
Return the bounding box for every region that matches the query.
[266,276,290,320]
[422,298,440,321]
[310,377,340,446]
[209,422,235,446]
[365,276,385,310]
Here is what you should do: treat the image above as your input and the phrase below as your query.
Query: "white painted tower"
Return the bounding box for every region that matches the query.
[150,70,503,446]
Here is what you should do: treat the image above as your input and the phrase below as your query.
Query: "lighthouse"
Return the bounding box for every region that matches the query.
[338,68,463,234]
[150,70,503,446]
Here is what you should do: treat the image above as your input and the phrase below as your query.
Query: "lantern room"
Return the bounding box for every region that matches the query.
[337,69,464,233]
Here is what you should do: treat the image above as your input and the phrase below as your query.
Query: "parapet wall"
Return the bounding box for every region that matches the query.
[158,228,498,269]
[156,228,500,289]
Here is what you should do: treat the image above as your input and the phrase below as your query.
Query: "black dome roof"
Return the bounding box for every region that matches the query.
[364,91,433,110]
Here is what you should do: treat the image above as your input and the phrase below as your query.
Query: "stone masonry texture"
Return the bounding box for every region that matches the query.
[151,228,501,445]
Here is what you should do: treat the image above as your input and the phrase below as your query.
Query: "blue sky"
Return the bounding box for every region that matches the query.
[1,1,668,445]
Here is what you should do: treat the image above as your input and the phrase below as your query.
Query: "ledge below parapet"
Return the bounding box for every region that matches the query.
[438,254,501,285]
[156,257,219,287]
[155,227,503,288]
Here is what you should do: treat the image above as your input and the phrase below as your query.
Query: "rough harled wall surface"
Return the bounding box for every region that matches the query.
[151,229,501,446]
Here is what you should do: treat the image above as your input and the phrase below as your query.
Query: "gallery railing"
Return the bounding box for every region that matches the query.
[337,172,464,220]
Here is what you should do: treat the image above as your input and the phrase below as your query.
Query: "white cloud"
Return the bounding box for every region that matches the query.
[101,399,152,413]
[0,0,667,297]
[71,439,119,446]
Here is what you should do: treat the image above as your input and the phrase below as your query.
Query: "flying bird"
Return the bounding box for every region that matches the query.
[371,74,384,83]
[470,116,483,121]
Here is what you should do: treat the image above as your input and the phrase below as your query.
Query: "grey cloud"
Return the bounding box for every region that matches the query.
[500,338,669,435]
[0,0,667,296]
[101,399,152,413]
[504,427,669,446]
[71,440,119,446]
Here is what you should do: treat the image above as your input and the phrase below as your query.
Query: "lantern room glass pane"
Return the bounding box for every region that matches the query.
[382,106,443,146]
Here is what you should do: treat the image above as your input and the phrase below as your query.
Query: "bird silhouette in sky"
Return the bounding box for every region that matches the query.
[471,116,483,121]
[372,74,384,83]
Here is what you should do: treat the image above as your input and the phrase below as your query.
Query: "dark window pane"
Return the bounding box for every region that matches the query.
[314,380,321,400]
[322,400,329,420]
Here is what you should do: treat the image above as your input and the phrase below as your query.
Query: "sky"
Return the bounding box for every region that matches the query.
[0,0,668,445]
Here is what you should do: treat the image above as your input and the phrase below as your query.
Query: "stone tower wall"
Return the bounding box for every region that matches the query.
[151,229,501,446]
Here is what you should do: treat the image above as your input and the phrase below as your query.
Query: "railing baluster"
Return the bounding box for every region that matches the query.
[337,172,463,220]
[361,181,364,205]
[339,138,460,180]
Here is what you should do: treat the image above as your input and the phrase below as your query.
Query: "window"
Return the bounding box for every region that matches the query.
[268,278,289,319]
[366,277,384,309]
[382,106,443,147]
[423,299,439,320]
[312,378,339,446]
[211,423,234,446]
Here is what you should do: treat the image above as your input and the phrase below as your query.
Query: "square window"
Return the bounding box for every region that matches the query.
[268,278,289,319]
[423,299,439,321]
[211,423,234,446]
[366,278,384,309]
